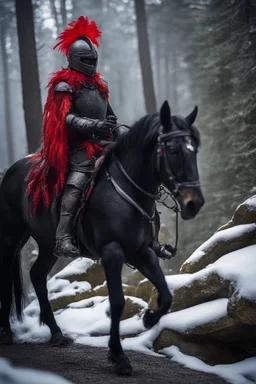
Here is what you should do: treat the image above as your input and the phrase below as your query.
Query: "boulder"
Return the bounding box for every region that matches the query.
[181,195,256,275]
[105,298,145,321]
[55,261,105,289]
[153,329,248,365]
[123,270,144,286]
[50,286,109,312]
[135,279,153,303]
[227,293,256,325]
[181,224,256,274]
[227,195,256,227]
[154,196,256,365]
[171,273,229,312]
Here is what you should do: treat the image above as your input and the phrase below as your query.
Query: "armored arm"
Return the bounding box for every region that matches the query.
[65,113,103,137]
[107,103,129,140]
[54,81,113,138]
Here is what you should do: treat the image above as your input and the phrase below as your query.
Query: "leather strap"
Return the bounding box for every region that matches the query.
[105,169,155,222]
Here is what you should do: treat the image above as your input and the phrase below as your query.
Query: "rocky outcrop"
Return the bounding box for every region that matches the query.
[153,330,249,365]
[181,196,256,274]
[152,195,256,364]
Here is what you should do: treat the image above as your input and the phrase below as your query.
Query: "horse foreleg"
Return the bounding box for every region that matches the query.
[133,247,172,329]
[30,246,69,346]
[101,241,132,376]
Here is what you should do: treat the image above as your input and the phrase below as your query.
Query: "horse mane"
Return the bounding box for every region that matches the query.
[102,113,160,168]
[101,112,201,169]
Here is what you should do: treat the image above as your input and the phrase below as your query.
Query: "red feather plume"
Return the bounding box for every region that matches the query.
[53,16,101,56]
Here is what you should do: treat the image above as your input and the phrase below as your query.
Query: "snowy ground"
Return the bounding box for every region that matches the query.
[0,357,72,384]
[10,248,256,384]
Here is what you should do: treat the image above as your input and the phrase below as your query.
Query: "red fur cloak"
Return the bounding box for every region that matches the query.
[27,68,109,213]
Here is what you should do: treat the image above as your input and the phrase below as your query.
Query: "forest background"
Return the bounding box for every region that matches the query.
[0,0,255,273]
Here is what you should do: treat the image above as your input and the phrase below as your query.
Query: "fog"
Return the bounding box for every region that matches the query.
[0,0,255,271]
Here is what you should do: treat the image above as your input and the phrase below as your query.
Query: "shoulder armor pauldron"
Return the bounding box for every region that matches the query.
[54,81,72,93]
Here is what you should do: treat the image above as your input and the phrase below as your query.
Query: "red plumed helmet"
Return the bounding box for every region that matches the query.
[53,16,102,56]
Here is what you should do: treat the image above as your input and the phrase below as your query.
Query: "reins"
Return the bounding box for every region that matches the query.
[105,168,156,222]
[105,127,201,261]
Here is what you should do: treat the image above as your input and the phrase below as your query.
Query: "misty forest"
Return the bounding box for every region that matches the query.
[0,0,255,274]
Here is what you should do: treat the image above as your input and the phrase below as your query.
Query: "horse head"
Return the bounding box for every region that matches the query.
[158,101,204,220]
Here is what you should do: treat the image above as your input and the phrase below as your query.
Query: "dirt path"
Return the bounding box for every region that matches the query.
[0,343,227,384]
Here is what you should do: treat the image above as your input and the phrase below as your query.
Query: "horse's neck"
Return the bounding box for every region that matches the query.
[118,151,158,209]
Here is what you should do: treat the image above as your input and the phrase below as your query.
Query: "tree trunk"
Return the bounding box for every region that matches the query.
[134,0,157,113]
[15,0,42,153]
[60,0,67,29]
[0,20,15,164]
[49,0,61,34]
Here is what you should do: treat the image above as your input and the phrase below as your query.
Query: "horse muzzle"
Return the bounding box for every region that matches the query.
[178,186,204,220]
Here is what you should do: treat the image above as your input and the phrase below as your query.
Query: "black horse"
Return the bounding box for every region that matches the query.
[0,101,204,375]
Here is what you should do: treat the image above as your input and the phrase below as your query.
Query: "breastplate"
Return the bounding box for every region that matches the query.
[73,82,107,120]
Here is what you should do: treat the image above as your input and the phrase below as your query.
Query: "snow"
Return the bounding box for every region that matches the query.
[0,358,72,384]
[159,298,228,334]
[185,223,256,264]
[240,195,256,210]
[54,258,94,279]
[49,280,91,301]
[163,346,256,384]
[167,244,256,301]
[10,241,256,383]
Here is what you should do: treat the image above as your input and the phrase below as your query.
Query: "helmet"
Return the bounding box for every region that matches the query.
[53,16,101,78]
[68,36,98,77]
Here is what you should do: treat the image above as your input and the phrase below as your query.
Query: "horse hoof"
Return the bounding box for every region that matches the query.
[108,352,133,376]
[0,329,13,345]
[143,309,159,329]
[50,332,70,347]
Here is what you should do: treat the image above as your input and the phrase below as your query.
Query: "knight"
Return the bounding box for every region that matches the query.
[27,16,174,261]
[27,16,127,258]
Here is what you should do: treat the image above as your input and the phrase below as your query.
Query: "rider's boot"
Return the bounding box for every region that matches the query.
[54,172,88,258]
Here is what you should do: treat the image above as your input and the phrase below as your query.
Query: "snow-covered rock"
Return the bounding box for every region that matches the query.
[181,196,256,274]
[153,195,256,364]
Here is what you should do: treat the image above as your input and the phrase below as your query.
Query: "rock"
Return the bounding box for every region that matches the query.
[99,298,145,328]
[239,340,256,356]
[121,298,144,320]
[50,283,140,313]
[227,293,256,325]
[153,329,248,365]
[56,262,106,289]
[50,286,109,312]
[181,224,256,274]
[181,196,256,275]
[135,279,153,303]
[122,285,136,297]
[148,287,158,310]
[208,322,256,343]
[218,196,256,231]
[180,314,236,338]
[230,196,256,227]
[123,270,144,286]
[171,273,229,312]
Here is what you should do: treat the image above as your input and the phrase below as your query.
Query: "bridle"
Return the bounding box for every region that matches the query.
[105,128,201,260]
[157,130,201,195]
[106,128,201,219]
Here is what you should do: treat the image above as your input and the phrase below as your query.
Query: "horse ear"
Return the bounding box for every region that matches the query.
[160,100,172,132]
[186,106,198,126]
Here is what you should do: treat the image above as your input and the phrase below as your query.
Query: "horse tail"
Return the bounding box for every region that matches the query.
[0,238,24,322]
